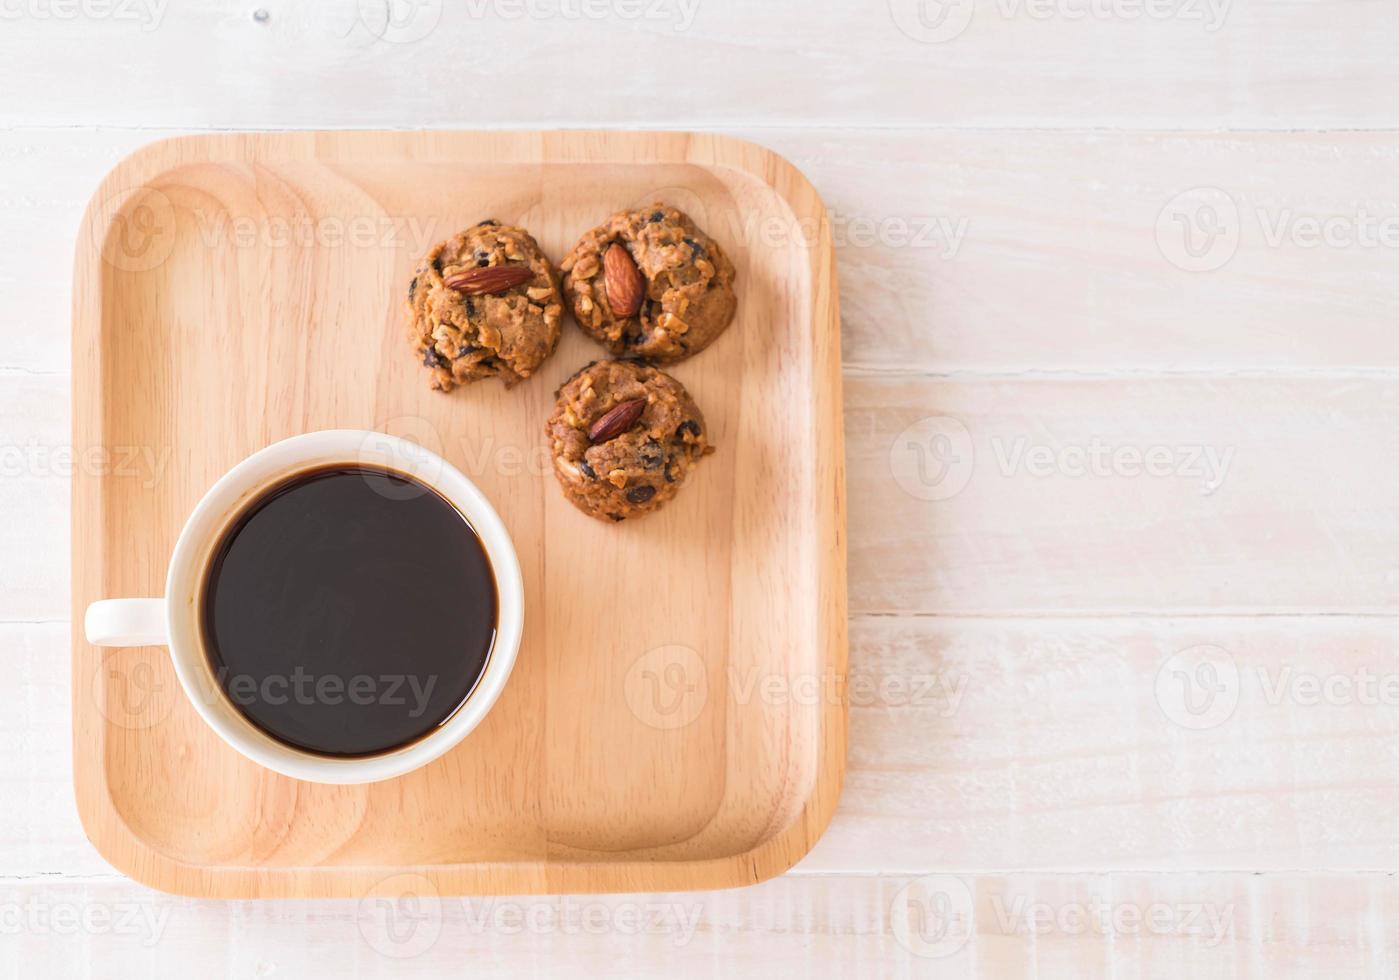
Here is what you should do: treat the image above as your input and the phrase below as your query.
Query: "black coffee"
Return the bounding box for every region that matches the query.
[200,465,497,757]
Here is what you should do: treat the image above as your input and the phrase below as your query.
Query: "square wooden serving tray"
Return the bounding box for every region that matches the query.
[71,131,845,898]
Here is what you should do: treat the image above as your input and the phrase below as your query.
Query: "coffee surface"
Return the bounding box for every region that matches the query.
[201,465,497,757]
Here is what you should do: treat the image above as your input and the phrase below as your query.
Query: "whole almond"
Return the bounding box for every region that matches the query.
[603,243,643,317]
[588,397,646,443]
[443,264,533,296]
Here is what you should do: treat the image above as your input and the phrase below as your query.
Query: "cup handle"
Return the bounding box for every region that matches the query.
[85,598,169,647]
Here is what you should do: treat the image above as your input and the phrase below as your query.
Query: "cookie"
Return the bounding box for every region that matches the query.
[560,204,737,363]
[546,359,713,521]
[407,221,564,390]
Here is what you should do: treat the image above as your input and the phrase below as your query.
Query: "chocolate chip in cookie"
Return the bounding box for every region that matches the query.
[407,221,564,391]
[545,359,714,521]
[560,204,737,364]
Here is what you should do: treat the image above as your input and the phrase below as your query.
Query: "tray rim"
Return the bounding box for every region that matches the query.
[71,129,847,898]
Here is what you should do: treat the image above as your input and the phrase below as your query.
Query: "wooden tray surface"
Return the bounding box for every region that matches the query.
[71,131,845,897]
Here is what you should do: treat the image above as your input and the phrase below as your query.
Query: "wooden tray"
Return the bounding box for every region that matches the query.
[71,131,845,898]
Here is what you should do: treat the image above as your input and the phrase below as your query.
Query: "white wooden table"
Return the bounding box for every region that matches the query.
[5,1,1399,975]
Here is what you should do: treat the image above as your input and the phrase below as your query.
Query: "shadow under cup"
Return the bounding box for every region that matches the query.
[195,463,499,758]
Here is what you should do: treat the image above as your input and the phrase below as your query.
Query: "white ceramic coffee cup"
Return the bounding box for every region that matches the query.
[84,429,523,785]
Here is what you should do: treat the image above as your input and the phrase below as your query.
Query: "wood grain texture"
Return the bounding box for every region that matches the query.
[0,0,1390,953]
[1,873,1395,978]
[10,129,1399,378]
[2,1,1398,129]
[24,610,1399,878]
[3,131,1393,888]
[70,130,846,897]
[759,130,1399,372]
[0,624,110,876]
[802,616,1399,873]
[848,376,1399,614]
[0,375,69,620]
